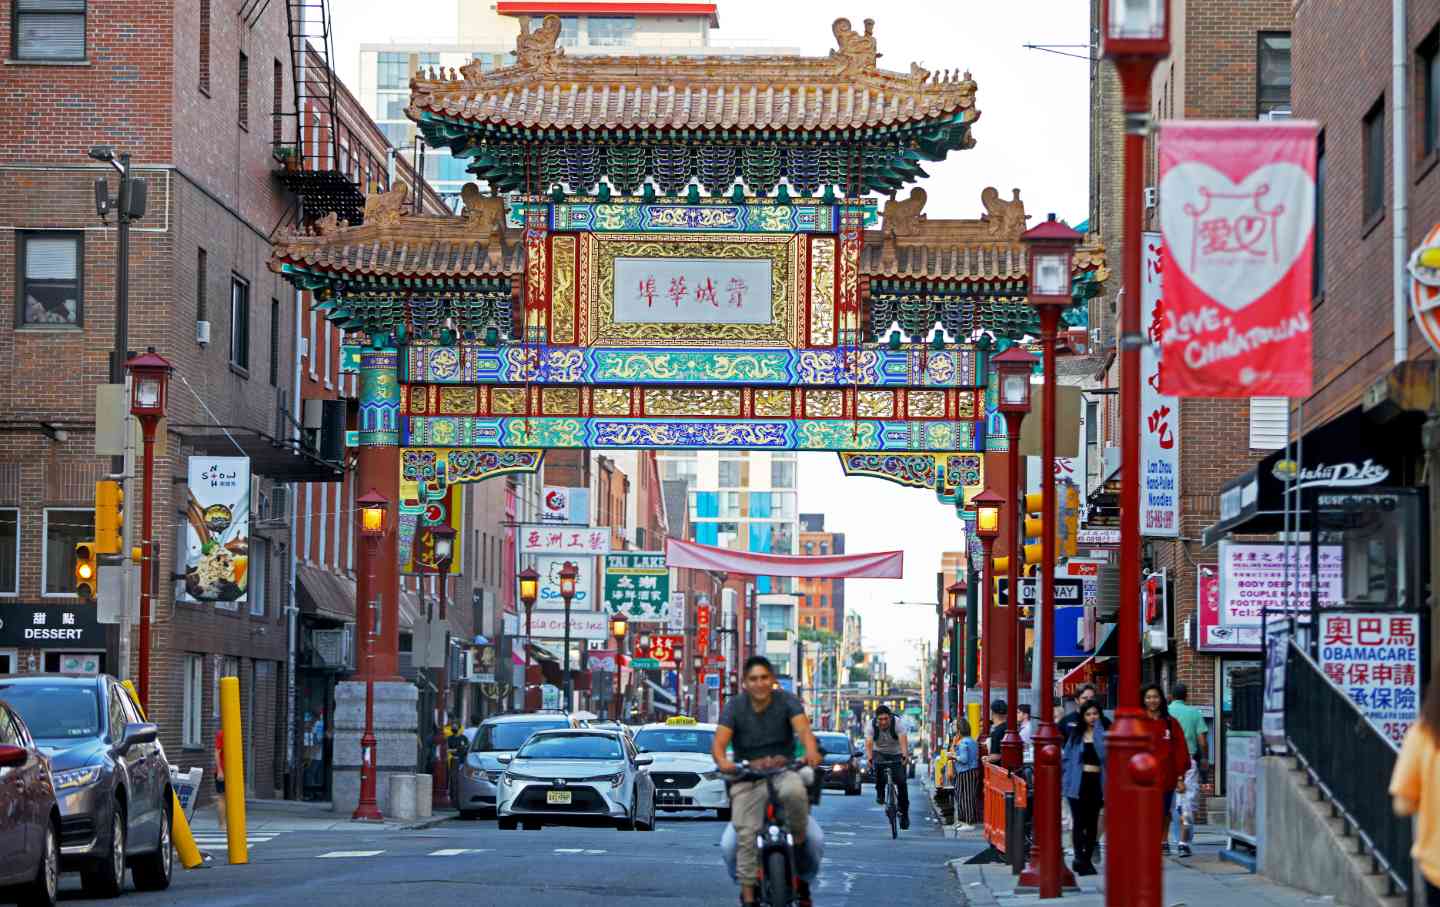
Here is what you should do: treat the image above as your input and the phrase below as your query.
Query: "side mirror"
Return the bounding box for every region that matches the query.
[634,755,653,767]
[122,722,158,748]
[496,754,513,765]
[0,743,27,767]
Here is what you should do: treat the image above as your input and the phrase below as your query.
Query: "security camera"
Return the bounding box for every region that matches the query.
[88,145,115,163]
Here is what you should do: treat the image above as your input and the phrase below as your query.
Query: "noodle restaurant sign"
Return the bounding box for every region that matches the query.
[184,456,250,603]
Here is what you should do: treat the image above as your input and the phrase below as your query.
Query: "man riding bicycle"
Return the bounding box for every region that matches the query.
[713,656,823,907]
[866,704,911,830]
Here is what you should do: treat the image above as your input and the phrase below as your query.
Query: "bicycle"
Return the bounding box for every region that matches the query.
[722,761,818,907]
[873,757,907,839]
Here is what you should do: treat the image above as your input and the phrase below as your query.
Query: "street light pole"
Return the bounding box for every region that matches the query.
[354,490,389,822]
[610,613,629,721]
[973,491,1003,740]
[125,350,171,712]
[559,561,578,708]
[1100,3,1171,904]
[518,567,539,709]
[429,524,456,811]
[991,347,1036,773]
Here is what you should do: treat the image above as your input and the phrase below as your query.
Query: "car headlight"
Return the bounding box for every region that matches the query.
[830,764,847,773]
[485,770,503,782]
[502,771,541,784]
[54,766,103,789]
[610,772,626,788]
[461,765,485,781]
[701,769,723,781]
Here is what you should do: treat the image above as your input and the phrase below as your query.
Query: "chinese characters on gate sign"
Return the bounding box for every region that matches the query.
[637,273,748,309]
[520,525,612,556]
[1140,233,1180,538]
[613,257,772,326]
[1157,121,1318,396]
[1320,613,1421,745]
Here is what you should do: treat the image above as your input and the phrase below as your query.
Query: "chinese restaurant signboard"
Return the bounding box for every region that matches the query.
[1141,233,1180,537]
[1157,121,1319,396]
[183,456,250,603]
[1319,612,1421,745]
[602,552,671,620]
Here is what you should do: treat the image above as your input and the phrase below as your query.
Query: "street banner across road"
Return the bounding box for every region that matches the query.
[1157,120,1319,396]
[664,537,902,578]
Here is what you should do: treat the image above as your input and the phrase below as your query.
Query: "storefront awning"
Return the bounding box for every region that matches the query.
[297,563,423,630]
[1060,624,1116,697]
[173,425,342,482]
[1202,406,1424,547]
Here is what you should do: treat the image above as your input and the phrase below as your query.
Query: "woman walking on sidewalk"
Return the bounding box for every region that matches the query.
[1061,701,1105,875]
[951,720,981,828]
[1391,666,1440,905]
[1141,683,1191,854]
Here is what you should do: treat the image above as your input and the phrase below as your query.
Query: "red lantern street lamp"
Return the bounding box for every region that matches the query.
[1020,214,1084,897]
[691,651,704,716]
[609,612,629,721]
[1101,1,1171,904]
[972,489,1004,732]
[518,566,539,701]
[558,560,579,706]
[428,522,456,810]
[125,348,172,713]
[991,345,1035,774]
[945,579,966,745]
[353,489,389,822]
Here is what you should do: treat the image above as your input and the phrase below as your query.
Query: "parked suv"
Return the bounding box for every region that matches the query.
[454,712,582,819]
[0,699,60,906]
[0,674,173,897]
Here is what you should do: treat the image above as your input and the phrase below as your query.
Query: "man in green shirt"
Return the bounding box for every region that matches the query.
[1168,683,1208,856]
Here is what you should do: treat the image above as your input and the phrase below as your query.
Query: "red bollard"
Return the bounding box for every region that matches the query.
[1104,722,1162,907]
[1019,739,1076,895]
[431,728,452,810]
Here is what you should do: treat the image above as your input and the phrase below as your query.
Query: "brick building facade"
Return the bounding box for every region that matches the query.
[797,513,845,633]
[0,0,437,801]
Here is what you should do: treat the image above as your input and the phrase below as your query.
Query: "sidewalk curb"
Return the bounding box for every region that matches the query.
[400,812,457,831]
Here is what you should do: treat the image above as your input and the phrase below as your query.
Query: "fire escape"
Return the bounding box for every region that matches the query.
[273,0,378,226]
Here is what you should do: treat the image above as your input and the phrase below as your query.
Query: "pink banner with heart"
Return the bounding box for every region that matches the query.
[1157,121,1319,396]
[664,538,903,579]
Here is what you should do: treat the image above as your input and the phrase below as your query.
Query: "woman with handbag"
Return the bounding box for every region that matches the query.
[951,719,982,829]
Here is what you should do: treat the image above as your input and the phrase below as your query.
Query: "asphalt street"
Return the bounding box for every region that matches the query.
[44,777,972,906]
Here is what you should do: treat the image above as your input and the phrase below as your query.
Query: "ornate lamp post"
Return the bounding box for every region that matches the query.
[973,489,1004,733]
[692,652,704,718]
[609,612,628,721]
[1019,214,1084,897]
[1101,2,1171,903]
[518,566,538,706]
[125,349,172,712]
[558,560,578,707]
[353,489,389,822]
[945,579,965,738]
[991,345,1035,773]
[428,523,456,810]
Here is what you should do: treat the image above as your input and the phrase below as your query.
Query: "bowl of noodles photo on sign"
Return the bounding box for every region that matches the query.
[184,456,251,603]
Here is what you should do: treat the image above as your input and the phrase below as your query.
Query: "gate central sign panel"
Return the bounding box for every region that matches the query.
[614,257,774,325]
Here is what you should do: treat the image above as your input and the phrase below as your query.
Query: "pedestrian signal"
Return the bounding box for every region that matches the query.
[74,542,98,600]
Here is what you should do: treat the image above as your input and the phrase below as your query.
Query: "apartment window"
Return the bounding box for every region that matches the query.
[197,0,210,92]
[587,16,634,46]
[1086,400,1099,445]
[718,459,742,488]
[42,508,93,596]
[269,299,280,385]
[272,58,283,144]
[182,654,204,747]
[819,615,828,629]
[0,509,17,595]
[230,276,250,371]
[249,537,267,616]
[1314,136,1327,299]
[1256,32,1292,115]
[18,232,82,326]
[12,0,85,61]
[238,51,249,130]
[196,248,208,320]
[1364,98,1386,223]
[771,457,796,489]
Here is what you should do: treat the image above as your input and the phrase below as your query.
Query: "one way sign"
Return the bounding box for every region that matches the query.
[998,577,1084,607]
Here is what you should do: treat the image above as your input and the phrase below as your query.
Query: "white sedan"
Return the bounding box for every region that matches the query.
[632,719,731,821]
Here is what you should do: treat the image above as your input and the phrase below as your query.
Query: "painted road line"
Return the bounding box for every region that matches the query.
[318,850,385,859]
[554,848,585,853]
[428,849,491,856]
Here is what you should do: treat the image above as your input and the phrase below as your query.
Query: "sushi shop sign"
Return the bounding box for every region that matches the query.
[0,604,105,648]
[183,456,250,604]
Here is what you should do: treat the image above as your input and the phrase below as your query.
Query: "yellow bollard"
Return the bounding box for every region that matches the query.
[968,702,981,740]
[120,681,202,869]
[219,676,248,865]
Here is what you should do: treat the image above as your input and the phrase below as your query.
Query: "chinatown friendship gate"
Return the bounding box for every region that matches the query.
[269,15,1105,805]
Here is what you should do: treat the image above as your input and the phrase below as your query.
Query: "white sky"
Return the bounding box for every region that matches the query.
[330,0,1092,677]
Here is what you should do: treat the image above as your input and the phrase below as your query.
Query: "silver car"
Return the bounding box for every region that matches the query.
[454,713,579,819]
[496,728,657,831]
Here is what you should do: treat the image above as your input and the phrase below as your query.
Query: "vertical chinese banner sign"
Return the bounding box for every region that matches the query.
[1157,121,1318,396]
[1141,233,1180,537]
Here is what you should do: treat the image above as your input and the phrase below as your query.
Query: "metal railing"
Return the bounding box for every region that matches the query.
[1283,641,1412,897]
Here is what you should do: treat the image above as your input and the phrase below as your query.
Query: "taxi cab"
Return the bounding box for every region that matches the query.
[631,716,730,821]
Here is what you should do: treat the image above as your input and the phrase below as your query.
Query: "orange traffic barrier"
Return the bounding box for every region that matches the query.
[983,762,1014,853]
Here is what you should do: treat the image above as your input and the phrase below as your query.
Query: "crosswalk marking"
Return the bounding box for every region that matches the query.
[318,850,385,859]
[552,848,609,855]
[428,848,490,856]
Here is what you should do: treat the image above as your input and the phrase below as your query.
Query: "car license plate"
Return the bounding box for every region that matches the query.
[546,790,572,805]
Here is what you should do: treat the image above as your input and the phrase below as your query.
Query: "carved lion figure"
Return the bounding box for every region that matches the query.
[461,183,505,234]
[981,187,1027,238]
[363,184,409,226]
[831,17,880,74]
[882,187,928,239]
[516,14,565,73]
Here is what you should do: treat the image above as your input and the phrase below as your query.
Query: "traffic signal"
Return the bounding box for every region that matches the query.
[1020,491,1044,567]
[1058,483,1081,559]
[74,542,98,601]
[95,480,123,555]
